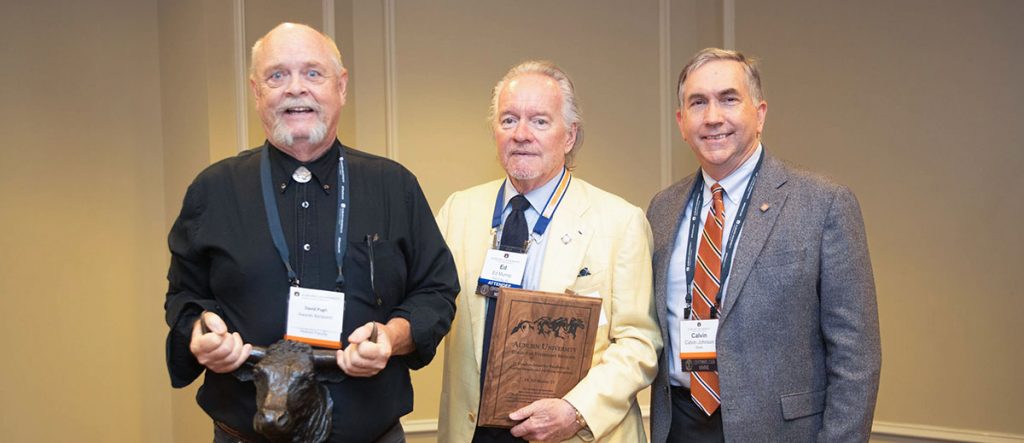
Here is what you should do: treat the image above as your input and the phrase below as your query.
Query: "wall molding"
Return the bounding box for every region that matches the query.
[322,0,335,41]
[400,418,437,437]
[872,421,1024,443]
[722,0,735,50]
[658,0,672,188]
[382,0,399,160]
[233,0,248,152]
[400,410,1024,442]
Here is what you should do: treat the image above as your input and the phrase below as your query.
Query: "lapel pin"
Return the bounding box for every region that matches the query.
[561,233,572,245]
[759,203,770,212]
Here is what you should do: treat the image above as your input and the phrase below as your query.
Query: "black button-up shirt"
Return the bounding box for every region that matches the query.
[164,140,459,442]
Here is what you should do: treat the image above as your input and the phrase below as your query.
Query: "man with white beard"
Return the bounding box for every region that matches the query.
[163,23,459,443]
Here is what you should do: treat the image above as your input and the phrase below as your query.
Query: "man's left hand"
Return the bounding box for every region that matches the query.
[337,322,392,377]
[509,398,581,442]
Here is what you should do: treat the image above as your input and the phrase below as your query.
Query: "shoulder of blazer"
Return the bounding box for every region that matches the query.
[759,153,852,201]
[565,177,643,218]
[645,172,697,239]
[443,178,505,211]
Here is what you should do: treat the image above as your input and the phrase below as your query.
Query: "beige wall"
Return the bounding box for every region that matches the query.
[734,0,1024,437]
[0,0,170,441]
[1,0,1021,441]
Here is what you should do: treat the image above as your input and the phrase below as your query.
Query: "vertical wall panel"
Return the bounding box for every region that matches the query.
[735,0,1024,435]
[392,0,665,210]
[0,0,169,441]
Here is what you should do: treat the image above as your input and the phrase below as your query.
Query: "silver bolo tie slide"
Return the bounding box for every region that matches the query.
[292,166,312,183]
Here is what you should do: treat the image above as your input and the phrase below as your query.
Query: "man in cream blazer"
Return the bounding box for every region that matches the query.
[436,61,661,442]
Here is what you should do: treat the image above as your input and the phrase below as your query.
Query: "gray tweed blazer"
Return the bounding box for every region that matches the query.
[646,152,881,442]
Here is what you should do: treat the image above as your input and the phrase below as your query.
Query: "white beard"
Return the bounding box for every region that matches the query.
[271,119,328,147]
[269,97,329,148]
[506,165,540,182]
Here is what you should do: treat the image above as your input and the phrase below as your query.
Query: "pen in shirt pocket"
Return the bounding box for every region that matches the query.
[365,233,382,308]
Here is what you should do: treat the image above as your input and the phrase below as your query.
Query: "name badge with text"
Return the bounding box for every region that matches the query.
[679,319,718,371]
[285,286,345,349]
[476,249,527,298]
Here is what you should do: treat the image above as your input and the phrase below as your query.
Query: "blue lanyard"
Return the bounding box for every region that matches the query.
[682,149,764,318]
[490,168,572,236]
[259,145,349,289]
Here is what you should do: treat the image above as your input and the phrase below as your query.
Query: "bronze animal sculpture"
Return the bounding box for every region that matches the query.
[234,339,344,443]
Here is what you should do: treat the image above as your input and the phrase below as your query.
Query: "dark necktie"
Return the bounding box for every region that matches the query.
[499,194,530,251]
[474,194,532,441]
[479,194,531,387]
[691,183,724,415]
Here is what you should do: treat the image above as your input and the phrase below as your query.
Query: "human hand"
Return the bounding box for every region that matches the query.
[189,311,252,373]
[509,398,582,442]
[337,322,392,377]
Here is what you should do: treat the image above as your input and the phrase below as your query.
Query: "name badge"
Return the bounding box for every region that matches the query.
[475,249,527,298]
[679,319,718,371]
[285,286,345,349]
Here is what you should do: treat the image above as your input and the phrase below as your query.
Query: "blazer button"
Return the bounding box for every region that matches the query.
[468,412,476,422]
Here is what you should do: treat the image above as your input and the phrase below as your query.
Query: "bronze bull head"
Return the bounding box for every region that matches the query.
[235,339,344,443]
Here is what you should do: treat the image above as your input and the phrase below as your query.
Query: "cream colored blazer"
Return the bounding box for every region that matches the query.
[436,177,662,442]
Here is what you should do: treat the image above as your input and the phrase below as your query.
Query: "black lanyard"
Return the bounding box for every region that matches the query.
[683,149,764,319]
[259,145,349,289]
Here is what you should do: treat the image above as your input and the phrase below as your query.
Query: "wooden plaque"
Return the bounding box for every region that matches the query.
[478,288,602,428]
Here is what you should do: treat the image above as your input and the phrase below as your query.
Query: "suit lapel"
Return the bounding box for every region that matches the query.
[653,176,697,329]
[463,182,502,369]
[538,179,594,292]
[720,154,789,321]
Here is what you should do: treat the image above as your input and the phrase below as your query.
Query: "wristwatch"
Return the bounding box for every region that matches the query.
[566,401,594,440]
[572,405,589,432]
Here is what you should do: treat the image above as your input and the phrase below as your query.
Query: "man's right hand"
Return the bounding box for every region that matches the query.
[189,311,252,373]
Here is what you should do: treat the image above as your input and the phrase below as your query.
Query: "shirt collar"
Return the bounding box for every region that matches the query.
[700,144,762,207]
[268,140,341,194]
[502,169,565,214]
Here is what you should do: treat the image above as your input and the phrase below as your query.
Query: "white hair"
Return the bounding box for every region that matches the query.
[490,60,585,167]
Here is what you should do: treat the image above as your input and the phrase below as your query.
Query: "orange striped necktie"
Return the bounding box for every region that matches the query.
[690,183,724,415]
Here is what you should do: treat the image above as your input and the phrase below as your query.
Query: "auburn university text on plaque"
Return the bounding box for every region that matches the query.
[478,288,601,428]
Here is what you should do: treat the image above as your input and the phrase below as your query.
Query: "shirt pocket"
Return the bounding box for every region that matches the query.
[347,237,407,309]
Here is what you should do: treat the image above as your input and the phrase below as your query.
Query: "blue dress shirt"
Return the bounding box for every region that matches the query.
[667,145,762,388]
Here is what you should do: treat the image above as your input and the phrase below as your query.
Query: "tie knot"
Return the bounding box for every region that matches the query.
[509,194,530,211]
[710,183,724,201]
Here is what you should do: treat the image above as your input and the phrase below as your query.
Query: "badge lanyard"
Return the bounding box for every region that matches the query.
[475,169,571,296]
[682,149,764,319]
[260,145,349,289]
[490,168,572,242]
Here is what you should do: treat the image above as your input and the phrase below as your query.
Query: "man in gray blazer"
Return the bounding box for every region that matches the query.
[647,48,881,442]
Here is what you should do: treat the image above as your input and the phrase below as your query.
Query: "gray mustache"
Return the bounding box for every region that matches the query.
[277,99,322,114]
